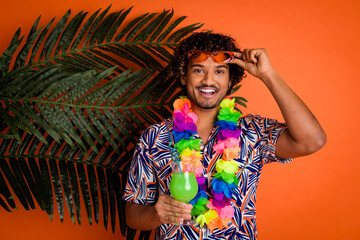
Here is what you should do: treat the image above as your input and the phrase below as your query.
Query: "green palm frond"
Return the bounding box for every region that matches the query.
[0,6,206,238]
[0,5,203,152]
[0,5,248,238]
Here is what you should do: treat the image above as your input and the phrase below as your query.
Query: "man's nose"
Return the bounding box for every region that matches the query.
[202,71,216,84]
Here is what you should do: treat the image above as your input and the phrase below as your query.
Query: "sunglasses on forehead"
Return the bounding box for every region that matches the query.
[188,50,235,63]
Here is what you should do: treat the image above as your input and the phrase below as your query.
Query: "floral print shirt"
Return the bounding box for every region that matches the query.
[123,114,292,240]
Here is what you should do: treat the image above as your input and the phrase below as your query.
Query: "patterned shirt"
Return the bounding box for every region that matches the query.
[123,114,293,240]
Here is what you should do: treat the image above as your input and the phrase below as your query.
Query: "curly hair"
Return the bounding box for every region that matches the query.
[169,32,246,95]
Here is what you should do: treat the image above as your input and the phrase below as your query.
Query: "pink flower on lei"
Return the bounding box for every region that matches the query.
[207,199,235,219]
[213,138,240,154]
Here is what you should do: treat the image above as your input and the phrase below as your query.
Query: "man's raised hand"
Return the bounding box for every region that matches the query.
[233,48,275,81]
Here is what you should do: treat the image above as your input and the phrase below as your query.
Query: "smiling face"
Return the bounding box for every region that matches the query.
[181,57,231,110]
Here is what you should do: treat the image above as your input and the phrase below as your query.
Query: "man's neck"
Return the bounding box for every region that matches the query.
[192,104,220,143]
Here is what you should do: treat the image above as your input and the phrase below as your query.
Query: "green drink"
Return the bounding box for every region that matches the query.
[169,161,198,225]
[170,171,198,203]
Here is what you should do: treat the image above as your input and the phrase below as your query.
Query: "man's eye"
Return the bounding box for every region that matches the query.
[216,70,224,74]
[193,69,203,73]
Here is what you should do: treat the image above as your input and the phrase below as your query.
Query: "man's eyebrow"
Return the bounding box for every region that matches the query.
[216,65,229,69]
[190,64,204,68]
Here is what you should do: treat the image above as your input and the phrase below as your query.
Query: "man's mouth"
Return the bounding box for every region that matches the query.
[199,88,216,93]
[197,86,218,97]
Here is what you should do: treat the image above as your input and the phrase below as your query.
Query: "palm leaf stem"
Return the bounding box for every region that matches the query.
[1,97,172,109]
[3,41,177,76]
[0,155,124,172]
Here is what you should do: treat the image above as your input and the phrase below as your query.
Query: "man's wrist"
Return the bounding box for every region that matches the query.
[260,69,281,87]
[151,204,162,227]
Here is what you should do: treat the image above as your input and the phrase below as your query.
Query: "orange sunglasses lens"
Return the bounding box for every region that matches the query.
[188,50,209,62]
[212,51,234,63]
[188,50,234,63]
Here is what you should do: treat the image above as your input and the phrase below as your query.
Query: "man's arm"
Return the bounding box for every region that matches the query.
[233,49,326,158]
[125,195,193,230]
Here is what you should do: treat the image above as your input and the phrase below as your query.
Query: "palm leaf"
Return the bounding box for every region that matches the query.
[231,85,248,113]
[0,6,204,239]
[0,5,247,239]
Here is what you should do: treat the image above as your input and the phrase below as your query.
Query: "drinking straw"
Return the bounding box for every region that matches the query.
[165,119,183,175]
[170,149,183,175]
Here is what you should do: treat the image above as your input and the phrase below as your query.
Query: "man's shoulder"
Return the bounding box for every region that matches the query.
[239,114,284,136]
[140,118,172,138]
[240,114,280,126]
[148,117,172,131]
[240,114,262,126]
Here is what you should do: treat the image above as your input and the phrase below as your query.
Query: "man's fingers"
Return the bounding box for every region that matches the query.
[235,49,265,63]
[156,201,191,214]
[231,56,246,69]
[239,49,249,62]
[158,209,191,221]
[162,215,184,224]
[241,49,259,63]
[233,50,252,68]
[234,48,273,79]
[158,195,192,209]
[155,195,193,224]
[156,208,191,224]
[234,51,243,59]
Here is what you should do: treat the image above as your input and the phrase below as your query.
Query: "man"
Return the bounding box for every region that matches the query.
[123,32,326,239]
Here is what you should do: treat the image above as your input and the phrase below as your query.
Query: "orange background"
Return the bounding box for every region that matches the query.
[0,0,359,239]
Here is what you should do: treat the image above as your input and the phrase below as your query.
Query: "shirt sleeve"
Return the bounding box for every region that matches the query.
[122,128,158,205]
[244,114,293,164]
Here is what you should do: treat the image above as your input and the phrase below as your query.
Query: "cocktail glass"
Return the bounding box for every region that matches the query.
[169,161,198,225]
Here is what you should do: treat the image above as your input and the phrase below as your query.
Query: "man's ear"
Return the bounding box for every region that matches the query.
[228,81,232,91]
[180,77,186,85]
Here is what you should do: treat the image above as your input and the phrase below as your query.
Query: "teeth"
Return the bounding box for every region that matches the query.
[200,89,215,93]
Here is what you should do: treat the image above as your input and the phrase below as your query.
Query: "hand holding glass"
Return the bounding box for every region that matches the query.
[169,161,198,224]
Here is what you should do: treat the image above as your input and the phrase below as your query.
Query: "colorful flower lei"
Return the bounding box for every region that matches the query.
[172,96,242,231]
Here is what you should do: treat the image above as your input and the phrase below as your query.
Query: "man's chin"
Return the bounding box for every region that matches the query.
[199,104,218,109]
[194,100,219,110]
